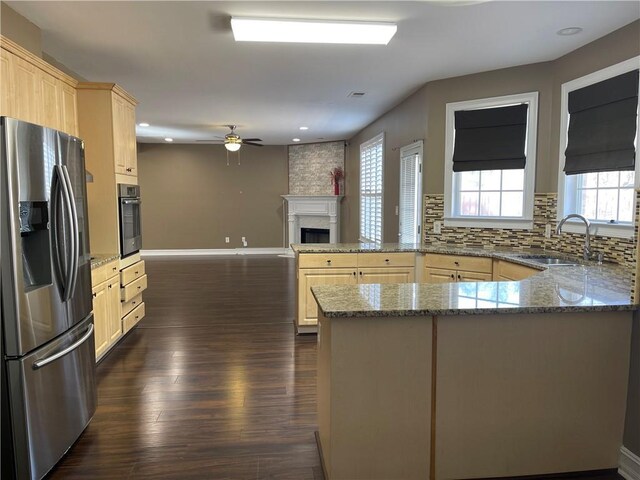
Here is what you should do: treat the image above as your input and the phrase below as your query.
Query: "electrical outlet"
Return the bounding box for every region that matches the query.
[395,205,399,216]
[241,237,246,243]
[225,237,230,243]
[433,221,442,234]
[545,224,552,238]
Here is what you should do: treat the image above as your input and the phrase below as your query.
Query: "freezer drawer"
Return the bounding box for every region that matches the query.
[5,316,96,480]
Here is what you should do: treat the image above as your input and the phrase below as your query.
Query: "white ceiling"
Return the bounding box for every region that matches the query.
[7,1,640,145]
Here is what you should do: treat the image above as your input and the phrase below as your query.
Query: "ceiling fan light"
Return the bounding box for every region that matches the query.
[225,142,241,152]
[231,17,397,45]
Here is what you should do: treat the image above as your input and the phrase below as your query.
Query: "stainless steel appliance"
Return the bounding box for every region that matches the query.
[1,117,96,480]
[118,183,142,258]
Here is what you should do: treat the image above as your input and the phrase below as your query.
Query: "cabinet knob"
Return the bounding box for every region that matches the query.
[108,285,112,289]
[352,271,356,276]
[135,316,139,319]
[385,258,390,263]
[454,261,459,265]
[112,267,117,271]
[132,301,136,305]
[450,274,455,279]
[457,274,461,280]
[326,259,331,264]
[137,286,141,289]
[92,292,97,298]
[359,271,362,276]
[135,271,138,274]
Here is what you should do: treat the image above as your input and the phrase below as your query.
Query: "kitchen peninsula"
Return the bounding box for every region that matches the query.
[300,243,636,480]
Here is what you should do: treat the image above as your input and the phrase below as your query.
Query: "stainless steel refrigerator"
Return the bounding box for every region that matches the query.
[1,117,96,480]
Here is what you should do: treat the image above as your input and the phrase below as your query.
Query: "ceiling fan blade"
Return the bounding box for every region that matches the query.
[243,141,264,147]
[242,138,263,142]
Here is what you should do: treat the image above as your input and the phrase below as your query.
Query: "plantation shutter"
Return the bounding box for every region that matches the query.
[399,148,421,244]
[360,134,384,243]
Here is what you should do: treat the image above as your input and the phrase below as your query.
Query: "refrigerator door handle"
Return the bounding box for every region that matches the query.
[57,165,76,302]
[61,166,80,301]
[51,166,68,295]
[32,323,94,370]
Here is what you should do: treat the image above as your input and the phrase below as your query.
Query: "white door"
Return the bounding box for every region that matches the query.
[399,141,423,244]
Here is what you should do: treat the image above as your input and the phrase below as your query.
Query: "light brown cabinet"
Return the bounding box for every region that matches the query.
[492,259,540,281]
[120,260,147,332]
[76,82,138,254]
[0,35,78,135]
[296,252,416,333]
[424,253,493,284]
[91,260,121,360]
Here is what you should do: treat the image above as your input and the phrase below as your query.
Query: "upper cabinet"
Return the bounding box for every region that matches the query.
[0,36,78,135]
[77,83,138,178]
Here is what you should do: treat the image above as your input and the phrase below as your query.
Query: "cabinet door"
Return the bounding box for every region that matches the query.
[457,270,493,282]
[298,268,357,327]
[493,260,539,281]
[13,56,40,125]
[124,101,137,175]
[424,267,456,283]
[0,49,16,117]
[60,82,78,136]
[358,267,415,284]
[112,94,127,174]
[39,70,63,130]
[92,283,109,359]
[106,276,122,343]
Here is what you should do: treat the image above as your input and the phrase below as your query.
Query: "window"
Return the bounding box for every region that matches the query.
[557,58,640,238]
[444,92,538,229]
[399,141,423,244]
[360,133,384,243]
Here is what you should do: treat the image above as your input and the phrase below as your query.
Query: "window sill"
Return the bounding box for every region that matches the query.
[556,220,634,239]
[444,217,533,230]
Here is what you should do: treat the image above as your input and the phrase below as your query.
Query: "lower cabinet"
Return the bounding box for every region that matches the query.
[92,262,122,360]
[424,253,493,284]
[296,252,416,333]
[492,259,539,281]
[120,260,147,332]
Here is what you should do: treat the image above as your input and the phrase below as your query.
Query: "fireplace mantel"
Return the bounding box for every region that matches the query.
[282,195,343,248]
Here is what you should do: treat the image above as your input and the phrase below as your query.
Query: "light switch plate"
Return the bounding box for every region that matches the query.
[545,224,552,238]
[433,221,442,234]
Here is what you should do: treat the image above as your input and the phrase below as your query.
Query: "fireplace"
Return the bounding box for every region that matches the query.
[301,227,330,244]
[282,195,343,250]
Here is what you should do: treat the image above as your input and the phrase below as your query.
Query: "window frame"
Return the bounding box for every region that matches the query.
[557,56,640,239]
[359,132,385,243]
[443,92,539,230]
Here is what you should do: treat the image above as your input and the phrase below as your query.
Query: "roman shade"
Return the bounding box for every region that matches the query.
[564,69,639,175]
[452,104,528,172]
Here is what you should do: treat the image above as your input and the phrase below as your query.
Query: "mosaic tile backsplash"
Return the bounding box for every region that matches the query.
[288,141,345,195]
[423,192,639,271]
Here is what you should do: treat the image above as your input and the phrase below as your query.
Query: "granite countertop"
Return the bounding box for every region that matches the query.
[90,254,120,269]
[309,245,636,317]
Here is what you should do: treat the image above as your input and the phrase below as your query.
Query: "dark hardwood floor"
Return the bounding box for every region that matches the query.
[47,255,323,479]
[46,255,623,480]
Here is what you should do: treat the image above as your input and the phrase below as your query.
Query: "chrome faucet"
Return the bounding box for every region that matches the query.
[556,213,593,261]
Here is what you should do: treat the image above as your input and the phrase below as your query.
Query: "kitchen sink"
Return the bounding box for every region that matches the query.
[513,255,580,267]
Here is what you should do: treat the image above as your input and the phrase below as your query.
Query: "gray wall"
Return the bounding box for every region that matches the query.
[342,20,640,244]
[137,144,288,249]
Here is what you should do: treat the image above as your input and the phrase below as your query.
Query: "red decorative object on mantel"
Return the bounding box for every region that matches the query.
[330,167,344,196]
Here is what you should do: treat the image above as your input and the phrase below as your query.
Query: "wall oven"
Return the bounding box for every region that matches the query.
[118,184,142,258]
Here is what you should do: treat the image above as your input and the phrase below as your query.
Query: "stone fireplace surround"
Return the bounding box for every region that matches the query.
[282,195,343,249]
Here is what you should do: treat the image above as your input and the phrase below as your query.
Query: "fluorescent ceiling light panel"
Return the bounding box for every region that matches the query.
[231,17,397,45]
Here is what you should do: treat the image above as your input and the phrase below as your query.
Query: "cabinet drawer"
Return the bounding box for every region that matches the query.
[121,260,145,285]
[121,274,147,302]
[91,259,119,286]
[424,253,492,274]
[122,302,145,334]
[357,252,415,268]
[298,253,358,269]
[121,294,143,317]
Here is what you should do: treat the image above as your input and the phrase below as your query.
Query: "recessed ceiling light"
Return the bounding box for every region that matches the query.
[299,126,309,130]
[164,138,173,142]
[557,27,583,36]
[231,17,397,45]
[138,122,150,127]
[292,138,301,142]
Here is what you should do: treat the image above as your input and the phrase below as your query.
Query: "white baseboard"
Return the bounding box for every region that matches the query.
[620,446,640,480]
[140,248,290,257]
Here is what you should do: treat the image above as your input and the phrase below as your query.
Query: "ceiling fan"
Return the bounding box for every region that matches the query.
[197,125,263,152]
